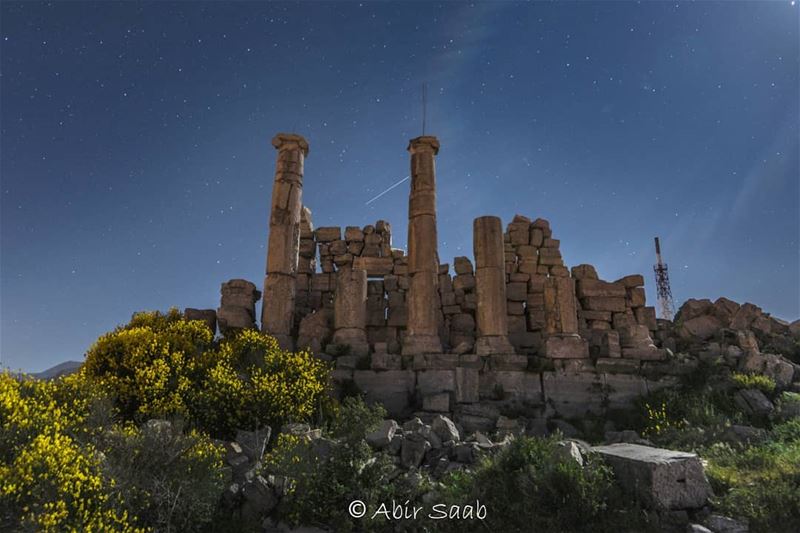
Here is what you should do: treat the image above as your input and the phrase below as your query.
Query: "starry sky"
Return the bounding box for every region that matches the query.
[2,1,798,372]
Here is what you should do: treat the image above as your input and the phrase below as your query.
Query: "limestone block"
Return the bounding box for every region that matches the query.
[518,258,538,274]
[542,372,605,417]
[627,287,646,307]
[353,256,394,277]
[616,274,645,288]
[453,274,476,291]
[315,227,341,242]
[347,241,364,255]
[387,306,408,327]
[413,353,458,370]
[538,249,563,266]
[479,370,543,404]
[417,370,456,396]
[543,335,589,359]
[451,313,476,332]
[506,282,527,301]
[353,370,416,417]
[529,227,544,247]
[571,264,599,280]
[577,279,626,298]
[582,296,627,313]
[603,373,648,409]
[550,265,570,277]
[596,358,640,374]
[507,301,525,315]
[311,273,333,292]
[508,222,530,245]
[635,306,658,331]
[507,315,527,333]
[455,367,480,403]
[296,309,332,354]
[184,308,217,334]
[591,444,711,510]
[454,256,474,275]
[423,393,450,413]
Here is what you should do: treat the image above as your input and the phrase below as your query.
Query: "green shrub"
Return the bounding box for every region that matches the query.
[264,397,425,532]
[98,420,225,532]
[424,436,650,533]
[731,372,776,394]
[705,426,800,532]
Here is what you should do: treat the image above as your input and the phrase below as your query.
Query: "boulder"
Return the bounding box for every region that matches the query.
[554,440,584,466]
[235,427,271,463]
[366,420,398,450]
[591,443,711,510]
[401,433,431,469]
[431,415,460,443]
[675,299,713,322]
[704,514,749,533]
[679,315,723,341]
[733,389,774,417]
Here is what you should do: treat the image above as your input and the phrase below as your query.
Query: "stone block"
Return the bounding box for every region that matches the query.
[591,444,712,510]
[616,274,645,288]
[455,367,479,403]
[453,274,476,291]
[488,354,529,371]
[543,335,589,359]
[417,370,456,396]
[423,393,450,412]
[506,282,527,301]
[596,358,640,374]
[635,306,658,331]
[479,370,543,404]
[454,256,474,275]
[582,296,627,312]
[627,287,646,307]
[542,371,605,417]
[315,227,341,242]
[352,370,415,417]
[529,227,544,247]
[371,351,402,370]
[353,256,395,276]
[344,226,364,242]
[603,373,648,409]
[571,264,599,280]
[577,279,626,298]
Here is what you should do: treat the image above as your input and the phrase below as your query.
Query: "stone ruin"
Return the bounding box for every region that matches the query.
[184,131,794,432]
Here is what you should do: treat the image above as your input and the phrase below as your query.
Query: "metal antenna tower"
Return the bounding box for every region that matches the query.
[653,237,676,321]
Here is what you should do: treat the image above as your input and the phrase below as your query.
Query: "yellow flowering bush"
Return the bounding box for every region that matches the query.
[0,372,139,532]
[83,309,213,422]
[192,329,330,437]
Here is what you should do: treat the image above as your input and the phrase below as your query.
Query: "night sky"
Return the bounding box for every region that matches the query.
[2,1,798,372]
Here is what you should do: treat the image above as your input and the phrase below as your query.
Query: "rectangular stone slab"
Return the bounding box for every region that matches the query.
[590,443,711,511]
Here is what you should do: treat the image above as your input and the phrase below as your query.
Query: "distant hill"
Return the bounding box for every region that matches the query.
[32,360,83,380]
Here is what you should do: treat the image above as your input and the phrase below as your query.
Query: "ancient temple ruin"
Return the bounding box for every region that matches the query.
[207,131,680,429]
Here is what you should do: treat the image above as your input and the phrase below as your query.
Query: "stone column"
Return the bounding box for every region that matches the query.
[542,276,589,358]
[402,136,442,355]
[261,133,309,349]
[333,267,369,356]
[473,216,515,355]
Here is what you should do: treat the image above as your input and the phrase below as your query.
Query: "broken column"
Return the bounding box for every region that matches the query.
[218,280,261,335]
[543,276,589,358]
[261,133,309,349]
[332,267,369,357]
[402,136,442,355]
[473,216,515,355]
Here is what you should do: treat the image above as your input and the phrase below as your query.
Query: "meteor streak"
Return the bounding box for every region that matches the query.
[364,175,410,205]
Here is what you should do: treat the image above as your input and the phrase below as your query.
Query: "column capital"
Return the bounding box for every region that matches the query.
[407,135,440,155]
[272,133,309,156]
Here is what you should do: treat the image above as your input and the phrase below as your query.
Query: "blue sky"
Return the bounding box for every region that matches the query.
[2,1,798,372]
